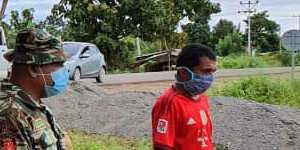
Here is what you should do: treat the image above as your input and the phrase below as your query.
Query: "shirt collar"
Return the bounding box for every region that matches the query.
[1,80,42,109]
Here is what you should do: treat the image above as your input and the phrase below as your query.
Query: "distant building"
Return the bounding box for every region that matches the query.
[135,49,181,72]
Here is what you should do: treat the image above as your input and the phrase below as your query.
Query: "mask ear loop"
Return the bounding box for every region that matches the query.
[38,67,47,86]
[177,66,194,81]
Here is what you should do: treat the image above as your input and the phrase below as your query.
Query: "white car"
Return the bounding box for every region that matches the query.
[63,42,107,83]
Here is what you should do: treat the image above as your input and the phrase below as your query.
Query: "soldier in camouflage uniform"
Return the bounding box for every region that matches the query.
[0,28,71,150]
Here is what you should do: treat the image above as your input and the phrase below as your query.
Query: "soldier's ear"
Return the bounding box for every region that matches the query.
[27,65,38,78]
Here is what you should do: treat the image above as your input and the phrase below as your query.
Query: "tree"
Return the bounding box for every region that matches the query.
[5,9,37,49]
[213,19,236,39]
[184,1,221,48]
[212,19,240,49]
[244,11,280,53]
[216,32,244,56]
[47,0,221,70]
[10,8,35,30]
[185,17,211,45]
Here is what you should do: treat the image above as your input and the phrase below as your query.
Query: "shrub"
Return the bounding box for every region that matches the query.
[213,76,300,108]
[218,55,267,69]
[70,132,152,150]
[275,51,300,66]
[215,32,244,56]
[261,53,282,67]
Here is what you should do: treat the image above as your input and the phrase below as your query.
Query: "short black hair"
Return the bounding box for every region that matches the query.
[176,44,216,70]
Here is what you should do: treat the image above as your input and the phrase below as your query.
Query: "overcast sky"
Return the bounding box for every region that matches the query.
[4,0,300,35]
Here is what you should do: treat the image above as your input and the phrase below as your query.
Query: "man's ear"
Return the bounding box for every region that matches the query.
[27,65,38,78]
[178,69,190,82]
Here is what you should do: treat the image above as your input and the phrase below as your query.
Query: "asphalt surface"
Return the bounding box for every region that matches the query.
[44,81,300,150]
[1,53,300,83]
[94,67,300,85]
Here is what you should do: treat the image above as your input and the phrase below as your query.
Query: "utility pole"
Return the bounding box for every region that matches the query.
[0,0,8,24]
[238,0,259,56]
[136,37,141,56]
[279,25,282,53]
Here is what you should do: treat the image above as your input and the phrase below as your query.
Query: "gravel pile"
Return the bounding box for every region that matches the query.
[45,81,300,150]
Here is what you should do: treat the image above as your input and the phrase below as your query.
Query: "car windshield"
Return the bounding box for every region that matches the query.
[63,43,81,56]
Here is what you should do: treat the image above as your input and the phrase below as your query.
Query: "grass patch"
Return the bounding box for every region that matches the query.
[212,76,300,108]
[218,55,268,69]
[70,132,152,150]
[69,131,229,150]
[217,52,300,69]
[217,54,283,69]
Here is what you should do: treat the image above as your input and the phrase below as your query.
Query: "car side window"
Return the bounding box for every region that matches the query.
[90,46,99,54]
[81,47,89,55]
[81,46,94,55]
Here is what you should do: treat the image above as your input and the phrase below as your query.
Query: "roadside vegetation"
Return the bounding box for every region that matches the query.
[211,76,300,109]
[3,3,291,73]
[217,52,300,69]
[70,132,152,150]
[70,132,228,150]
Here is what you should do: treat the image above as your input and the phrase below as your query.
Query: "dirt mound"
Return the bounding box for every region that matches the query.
[45,81,300,150]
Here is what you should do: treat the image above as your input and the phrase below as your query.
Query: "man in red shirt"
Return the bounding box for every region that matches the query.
[152,44,217,150]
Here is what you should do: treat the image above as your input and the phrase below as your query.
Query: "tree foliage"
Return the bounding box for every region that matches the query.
[185,16,212,46]
[5,9,40,49]
[211,19,240,49]
[184,1,221,47]
[216,32,244,56]
[244,11,280,53]
[213,19,237,39]
[10,8,35,30]
[45,0,221,70]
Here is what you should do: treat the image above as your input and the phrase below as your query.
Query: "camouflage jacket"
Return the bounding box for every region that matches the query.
[0,80,66,150]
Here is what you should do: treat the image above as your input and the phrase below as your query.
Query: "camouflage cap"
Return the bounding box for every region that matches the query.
[3,28,66,65]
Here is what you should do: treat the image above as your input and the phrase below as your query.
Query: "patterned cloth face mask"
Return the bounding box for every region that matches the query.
[38,67,69,97]
[175,66,214,97]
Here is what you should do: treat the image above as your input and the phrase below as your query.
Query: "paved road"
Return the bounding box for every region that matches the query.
[97,67,300,85]
[1,54,300,84]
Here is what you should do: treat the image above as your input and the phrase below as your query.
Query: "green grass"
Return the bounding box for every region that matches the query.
[217,55,281,69]
[212,76,300,108]
[70,131,229,150]
[217,52,300,69]
[70,132,152,150]
[107,69,131,75]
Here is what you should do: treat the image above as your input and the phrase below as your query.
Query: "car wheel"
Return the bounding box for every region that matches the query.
[73,68,81,81]
[96,67,105,83]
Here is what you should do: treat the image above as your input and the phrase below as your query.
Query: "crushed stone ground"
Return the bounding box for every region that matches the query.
[45,81,300,150]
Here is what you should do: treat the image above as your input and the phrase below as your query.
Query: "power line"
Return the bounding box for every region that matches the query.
[238,0,259,55]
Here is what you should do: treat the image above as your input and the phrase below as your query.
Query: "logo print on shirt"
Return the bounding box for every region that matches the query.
[157,119,168,134]
[200,110,208,126]
[197,136,209,148]
[197,129,209,148]
[187,117,196,125]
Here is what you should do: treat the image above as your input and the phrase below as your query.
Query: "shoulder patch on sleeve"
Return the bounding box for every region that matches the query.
[157,119,168,134]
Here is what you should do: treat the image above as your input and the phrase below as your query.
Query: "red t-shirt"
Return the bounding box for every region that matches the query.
[152,88,214,150]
